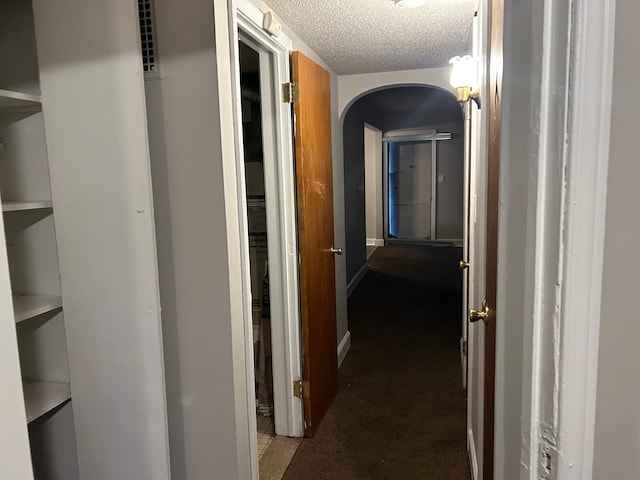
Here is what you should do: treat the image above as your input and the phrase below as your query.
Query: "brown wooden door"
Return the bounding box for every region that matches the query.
[482,0,503,478]
[291,51,339,437]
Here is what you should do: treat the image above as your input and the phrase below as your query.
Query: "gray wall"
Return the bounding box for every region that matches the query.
[342,88,463,284]
[593,0,640,477]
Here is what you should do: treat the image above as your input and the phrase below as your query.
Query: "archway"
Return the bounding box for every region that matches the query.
[342,85,463,290]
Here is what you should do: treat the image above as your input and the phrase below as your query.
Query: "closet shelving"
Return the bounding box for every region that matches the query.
[13,294,62,324]
[0,102,71,424]
[3,201,52,212]
[0,0,172,477]
[0,88,41,109]
[0,0,76,475]
[23,381,71,423]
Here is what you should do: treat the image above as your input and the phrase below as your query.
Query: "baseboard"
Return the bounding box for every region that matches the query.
[438,238,464,247]
[366,238,385,247]
[337,330,351,368]
[346,263,368,298]
[468,429,478,480]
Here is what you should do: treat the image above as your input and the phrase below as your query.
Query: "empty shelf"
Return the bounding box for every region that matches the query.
[13,294,62,323]
[23,382,71,423]
[0,89,41,109]
[2,201,53,212]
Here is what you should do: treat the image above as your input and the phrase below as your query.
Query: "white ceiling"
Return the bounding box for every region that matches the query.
[261,0,478,75]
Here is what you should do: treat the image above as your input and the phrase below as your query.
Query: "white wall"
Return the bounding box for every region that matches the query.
[32,1,171,478]
[338,67,455,117]
[593,1,640,477]
[145,0,252,477]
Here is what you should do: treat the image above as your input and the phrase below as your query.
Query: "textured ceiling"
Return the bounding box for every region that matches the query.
[261,0,478,75]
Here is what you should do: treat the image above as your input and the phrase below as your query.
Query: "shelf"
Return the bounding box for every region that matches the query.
[0,89,41,109]
[2,201,53,212]
[13,294,62,323]
[23,382,71,423]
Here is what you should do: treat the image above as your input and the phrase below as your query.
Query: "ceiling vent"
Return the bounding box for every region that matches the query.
[138,0,157,73]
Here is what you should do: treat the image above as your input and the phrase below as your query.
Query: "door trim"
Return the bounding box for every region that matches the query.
[490,0,617,477]
[227,1,304,477]
[235,0,304,435]
[528,0,616,477]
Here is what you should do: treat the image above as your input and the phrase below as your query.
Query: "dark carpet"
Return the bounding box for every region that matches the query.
[282,244,471,480]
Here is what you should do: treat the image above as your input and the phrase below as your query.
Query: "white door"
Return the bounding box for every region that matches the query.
[467,7,490,479]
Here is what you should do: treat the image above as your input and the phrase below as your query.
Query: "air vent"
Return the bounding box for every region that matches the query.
[138,0,157,73]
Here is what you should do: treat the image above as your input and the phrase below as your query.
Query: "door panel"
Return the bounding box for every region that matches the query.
[291,51,339,437]
[467,2,501,478]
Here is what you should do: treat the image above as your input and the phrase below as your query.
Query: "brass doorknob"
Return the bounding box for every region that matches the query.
[469,300,490,323]
[459,260,470,270]
[330,247,343,255]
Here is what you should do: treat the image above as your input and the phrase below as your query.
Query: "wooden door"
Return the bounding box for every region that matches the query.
[292,51,339,437]
[482,0,503,477]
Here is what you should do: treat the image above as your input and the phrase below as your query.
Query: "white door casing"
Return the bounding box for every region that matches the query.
[229,0,304,477]
[461,101,470,389]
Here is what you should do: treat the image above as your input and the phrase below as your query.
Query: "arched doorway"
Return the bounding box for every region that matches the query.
[342,85,464,289]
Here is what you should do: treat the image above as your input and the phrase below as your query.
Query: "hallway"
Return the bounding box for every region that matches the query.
[282,244,470,479]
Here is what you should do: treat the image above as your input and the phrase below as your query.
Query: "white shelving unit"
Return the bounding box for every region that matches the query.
[23,382,71,423]
[0,89,41,109]
[2,201,52,212]
[13,294,62,323]
[0,1,171,478]
[0,1,77,478]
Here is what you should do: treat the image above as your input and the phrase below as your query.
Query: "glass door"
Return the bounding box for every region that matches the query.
[385,140,436,241]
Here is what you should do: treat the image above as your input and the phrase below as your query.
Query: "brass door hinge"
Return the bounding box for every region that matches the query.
[282,82,299,103]
[293,380,310,399]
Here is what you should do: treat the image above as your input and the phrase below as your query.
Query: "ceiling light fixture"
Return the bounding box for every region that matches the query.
[394,0,427,9]
[449,55,481,108]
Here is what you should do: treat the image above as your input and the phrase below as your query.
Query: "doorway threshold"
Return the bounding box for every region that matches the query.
[259,435,303,480]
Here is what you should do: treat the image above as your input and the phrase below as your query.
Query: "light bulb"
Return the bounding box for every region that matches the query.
[449,55,479,89]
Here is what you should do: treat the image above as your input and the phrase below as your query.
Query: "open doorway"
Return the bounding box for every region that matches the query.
[238,40,276,458]
[232,5,307,471]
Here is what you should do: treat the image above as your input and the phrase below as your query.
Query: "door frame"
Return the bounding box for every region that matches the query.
[518,0,617,477]
[227,0,305,475]
[476,0,617,478]
[461,100,471,389]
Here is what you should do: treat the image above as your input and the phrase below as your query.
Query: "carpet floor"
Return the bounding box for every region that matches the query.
[281,243,471,480]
